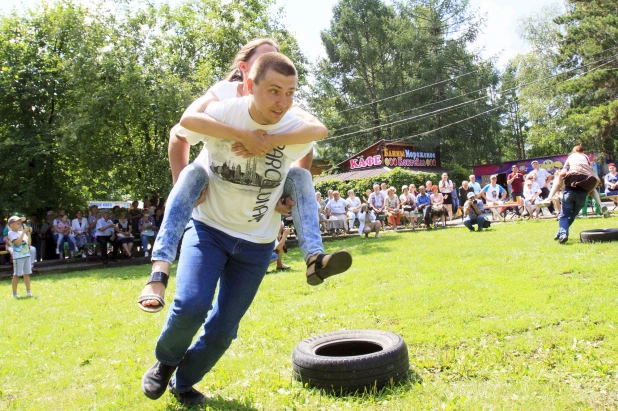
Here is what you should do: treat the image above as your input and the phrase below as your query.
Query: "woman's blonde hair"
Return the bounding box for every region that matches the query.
[225,38,280,82]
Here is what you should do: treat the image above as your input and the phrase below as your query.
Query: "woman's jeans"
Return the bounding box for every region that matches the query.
[141,233,154,251]
[152,163,323,265]
[55,233,76,249]
[557,190,587,237]
[155,221,273,392]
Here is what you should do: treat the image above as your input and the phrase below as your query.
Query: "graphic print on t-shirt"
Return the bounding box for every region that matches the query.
[209,141,282,189]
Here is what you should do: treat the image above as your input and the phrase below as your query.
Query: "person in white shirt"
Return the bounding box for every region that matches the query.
[399,185,417,227]
[357,203,381,238]
[141,52,352,405]
[523,178,542,218]
[482,175,507,220]
[96,210,118,264]
[140,39,351,314]
[345,189,361,231]
[71,210,90,258]
[531,160,551,199]
[325,191,348,237]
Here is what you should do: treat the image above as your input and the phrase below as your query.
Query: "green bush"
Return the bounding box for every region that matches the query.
[314,167,441,197]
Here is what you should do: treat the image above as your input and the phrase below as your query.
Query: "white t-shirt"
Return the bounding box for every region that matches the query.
[326,198,347,214]
[8,230,30,259]
[345,197,361,212]
[524,184,541,200]
[483,184,504,202]
[534,168,550,188]
[188,96,310,243]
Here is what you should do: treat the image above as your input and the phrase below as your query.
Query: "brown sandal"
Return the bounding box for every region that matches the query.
[306,250,352,286]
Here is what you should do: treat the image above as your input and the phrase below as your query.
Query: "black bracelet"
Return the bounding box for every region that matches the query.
[147,271,169,288]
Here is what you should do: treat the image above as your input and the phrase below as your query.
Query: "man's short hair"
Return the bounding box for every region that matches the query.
[249,52,296,85]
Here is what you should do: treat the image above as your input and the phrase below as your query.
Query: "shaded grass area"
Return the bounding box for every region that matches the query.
[1,218,618,410]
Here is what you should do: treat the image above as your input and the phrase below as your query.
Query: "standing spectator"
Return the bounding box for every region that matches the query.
[463,192,487,232]
[325,191,348,237]
[400,185,417,227]
[531,160,551,200]
[71,210,90,258]
[482,175,507,220]
[429,185,447,227]
[115,211,134,257]
[54,213,76,258]
[29,214,41,262]
[40,211,56,260]
[507,165,524,202]
[458,181,475,207]
[604,163,618,197]
[316,192,326,210]
[416,185,432,228]
[88,205,100,241]
[139,212,157,257]
[384,187,402,231]
[438,173,454,221]
[358,204,381,238]
[368,184,386,226]
[96,209,118,264]
[128,201,142,237]
[345,190,361,232]
[469,175,482,198]
[7,216,33,298]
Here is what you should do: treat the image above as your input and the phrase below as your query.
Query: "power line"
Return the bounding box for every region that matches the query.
[327,45,618,135]
[319,56,614,174]
[337,69,479,114]
[321,53,616,143]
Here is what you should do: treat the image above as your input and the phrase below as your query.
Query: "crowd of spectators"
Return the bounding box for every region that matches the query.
[0,196,166,266]
[315,165,617,238]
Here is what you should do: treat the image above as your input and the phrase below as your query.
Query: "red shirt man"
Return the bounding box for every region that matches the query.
[507,165,524,199]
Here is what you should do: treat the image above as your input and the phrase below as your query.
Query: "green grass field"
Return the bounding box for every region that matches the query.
[2,217,618,411]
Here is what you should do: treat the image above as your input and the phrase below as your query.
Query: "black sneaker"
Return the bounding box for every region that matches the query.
[141,361,177,400]
[168,381,206,406]
[558,234,568,244]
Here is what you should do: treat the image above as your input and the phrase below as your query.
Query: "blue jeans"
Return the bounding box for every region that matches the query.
[141,233,154,251]
[463,214,485,231]
[53,234,75,252]
[155,221,273,392]
[557,190,587,237]
[152,163,323,265]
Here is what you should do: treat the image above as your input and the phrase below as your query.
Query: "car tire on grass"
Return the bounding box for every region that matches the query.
[292,330,409,393]
[580,228,618,243]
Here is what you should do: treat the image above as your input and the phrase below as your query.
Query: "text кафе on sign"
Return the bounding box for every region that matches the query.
[342,140,440,172]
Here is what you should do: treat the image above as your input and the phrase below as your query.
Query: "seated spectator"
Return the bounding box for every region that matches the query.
[345,190,361,231]
[53,210,75,258]
[384,187,402,231]
[369,184,386,226]
[469,174,482,198]
[415,185,432,228]
[358,204,381,238]
[96,209,118,264]
[463,192,487,232]
[325,191,348,237]
[71,210,90,258]
[54,213,76,258]
[270,226,291,270]
[112,205,120,220]
[325,190,334,205]
[138,212,157,257]
[429,185,447,228]
[408,184,418,197]
[154,208,164,231]
[362,188,373,204]
[605,163,618,200]
[380,182,389,199]
[88,205,100,241]
[400,185,417,227]
[523,178,541,218]
[425,180,433,193]
[114,211,134,257]
[482,174,507,220]
[316,192,328,233]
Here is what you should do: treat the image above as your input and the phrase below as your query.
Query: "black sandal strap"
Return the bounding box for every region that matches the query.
[306,254,326,280]
[148,271,169,288]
